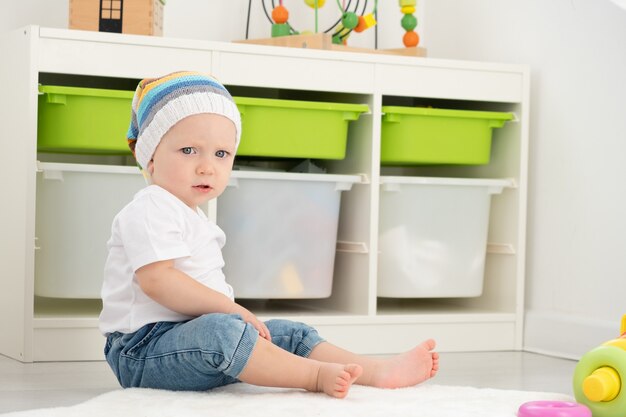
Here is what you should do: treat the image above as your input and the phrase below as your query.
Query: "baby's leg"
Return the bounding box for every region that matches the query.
[238,336,362,398]
[308,339,439,389]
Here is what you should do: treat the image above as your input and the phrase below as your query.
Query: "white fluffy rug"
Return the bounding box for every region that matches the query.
[2,383,573,417]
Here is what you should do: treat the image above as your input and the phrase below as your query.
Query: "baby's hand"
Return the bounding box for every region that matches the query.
[234,305,272,341]
[250,314,272,341]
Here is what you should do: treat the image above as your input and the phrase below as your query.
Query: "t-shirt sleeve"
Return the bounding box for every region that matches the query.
[117,192,191,272]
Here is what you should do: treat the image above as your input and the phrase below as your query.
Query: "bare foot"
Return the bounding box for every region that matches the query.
[316,363,363,398]
[372,339,439,388]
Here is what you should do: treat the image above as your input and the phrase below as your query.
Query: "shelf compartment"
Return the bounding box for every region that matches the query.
[376,297,516,316]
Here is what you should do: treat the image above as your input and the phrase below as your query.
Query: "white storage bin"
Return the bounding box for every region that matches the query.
[35,162,145,298]
[377,176,512,298]
[217,170,360,299]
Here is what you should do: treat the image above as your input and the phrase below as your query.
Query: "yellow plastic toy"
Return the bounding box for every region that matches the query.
[573,314,626,417]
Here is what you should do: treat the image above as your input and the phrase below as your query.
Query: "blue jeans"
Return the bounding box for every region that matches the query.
[104,313,325,391]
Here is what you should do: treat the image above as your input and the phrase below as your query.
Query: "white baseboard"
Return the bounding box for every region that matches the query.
[523,310,619,360]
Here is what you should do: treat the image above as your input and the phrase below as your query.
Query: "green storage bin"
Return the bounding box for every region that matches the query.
[381,106,513,165]
[234,97,369,159]
[38,85,134,154]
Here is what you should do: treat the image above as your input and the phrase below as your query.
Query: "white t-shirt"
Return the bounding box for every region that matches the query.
[99,185,234,336]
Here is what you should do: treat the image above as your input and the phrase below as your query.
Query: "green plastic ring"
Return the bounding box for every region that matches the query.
[573,345,626,417]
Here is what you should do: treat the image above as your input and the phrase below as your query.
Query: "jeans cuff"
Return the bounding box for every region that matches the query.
[226,322,258,379]
[295,328,325,358]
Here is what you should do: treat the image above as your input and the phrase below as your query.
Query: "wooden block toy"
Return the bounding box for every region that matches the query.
[69,0,165,36]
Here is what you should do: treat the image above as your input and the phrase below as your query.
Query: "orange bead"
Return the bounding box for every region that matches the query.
[272,5,289,24]
[354,14,376,33]
[403,30,420,47]
[354,16,367,33]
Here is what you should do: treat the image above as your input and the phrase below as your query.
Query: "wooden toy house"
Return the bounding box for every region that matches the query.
[69,0,165,36]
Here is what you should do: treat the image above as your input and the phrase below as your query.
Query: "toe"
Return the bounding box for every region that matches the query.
[420,339,436,351]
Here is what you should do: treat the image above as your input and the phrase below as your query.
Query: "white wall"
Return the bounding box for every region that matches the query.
[3,0,625,359]
[0,0,67,32]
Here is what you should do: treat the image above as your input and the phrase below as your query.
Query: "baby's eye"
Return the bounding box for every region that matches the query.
[181,147,196,155]
[215,150,228,158]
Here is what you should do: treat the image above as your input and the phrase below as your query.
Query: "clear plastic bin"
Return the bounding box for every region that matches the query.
[35,163,145,298]
[217,170,360,299]
[377,176,512,298]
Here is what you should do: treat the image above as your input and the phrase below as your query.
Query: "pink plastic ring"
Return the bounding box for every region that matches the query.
[518,401,592,417]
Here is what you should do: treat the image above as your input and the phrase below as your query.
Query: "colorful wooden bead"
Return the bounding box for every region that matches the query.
[272,5,289,24]
[401,13,417,31]
[402,30,419,47]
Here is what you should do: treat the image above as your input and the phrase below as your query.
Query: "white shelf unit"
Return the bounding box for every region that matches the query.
[0,26,530,362]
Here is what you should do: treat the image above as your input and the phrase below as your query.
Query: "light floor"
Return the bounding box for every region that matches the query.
[0,351,577,413]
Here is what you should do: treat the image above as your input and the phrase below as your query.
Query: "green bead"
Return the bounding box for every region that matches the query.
[332,34,343,44]
[271,23,291,37]
[401,14,418,31]
[341,12,359,30]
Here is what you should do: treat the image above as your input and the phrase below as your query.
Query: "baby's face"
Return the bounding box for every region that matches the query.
[147,113,237,210]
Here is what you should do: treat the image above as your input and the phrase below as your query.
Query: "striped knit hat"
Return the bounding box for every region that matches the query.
[127,71,241,170]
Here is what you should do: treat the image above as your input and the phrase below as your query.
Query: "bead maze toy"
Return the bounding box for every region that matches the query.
[244,0,425,56]
[572,314,626,417]
[262,0,382,45]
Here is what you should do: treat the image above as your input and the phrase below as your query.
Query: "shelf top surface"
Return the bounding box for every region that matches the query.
[23,26,530,74]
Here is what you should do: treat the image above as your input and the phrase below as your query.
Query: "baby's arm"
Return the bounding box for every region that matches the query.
[135,259,271,340]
